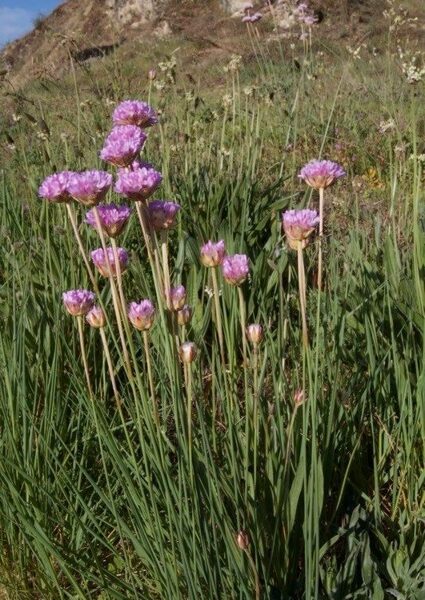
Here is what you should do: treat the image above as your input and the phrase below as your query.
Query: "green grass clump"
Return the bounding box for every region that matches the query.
[0,25,424,600]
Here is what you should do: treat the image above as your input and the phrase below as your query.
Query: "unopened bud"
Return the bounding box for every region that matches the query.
[86,305,106,328]
[179,342,198,364]
[294,388,305,407]
[169,285,186,311]
[236,530,249,550]
[246,323,263,346]
[177,304,193,326]
[148,69,157,80]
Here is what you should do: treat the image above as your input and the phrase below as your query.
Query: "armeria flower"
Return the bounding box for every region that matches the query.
[222,254,250,286]
[118,159,153,175]
[112,100,158,128]
[169,285,186,311]
[282,209,319,249]
[115,166,163,201]
[242,12,262,22]
[67,171,112,207]
[177,305,193,326]
[200,240,226,267]
[62,289,95,316]
[86,305,106,328]
[298,160,345,189]
[86,204,131,238]
[179,341,197,363]
[128,299,155,331]
[91,247,129,277]
[147,200,181,231]
[246,324,263,346]
[100,125,146,167]
[39,171,73,203]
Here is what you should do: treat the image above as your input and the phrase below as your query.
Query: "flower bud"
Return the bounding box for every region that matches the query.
[246,324,263,346]
[169,285,186,311]
[148,69,157,81]
[86,305,106,328]
[177,304,193,326]
[179,342,197,364]
[294,388,305,407]
[236,530,249,550]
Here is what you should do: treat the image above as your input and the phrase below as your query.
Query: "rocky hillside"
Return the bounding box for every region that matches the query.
[0,0,423,90]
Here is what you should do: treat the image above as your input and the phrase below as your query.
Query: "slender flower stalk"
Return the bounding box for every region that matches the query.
[282,209,319,346]
[298,160,345,290]
[92,206,132,377]
[211,268,226,367]
[161,231,171,308]
[201,241,226,365]
[238,287,248,368]
[65,204,98,290]
[143,330,159,425]
[77,316,94,398]
[180,342,197,483]
[86,305,120,404]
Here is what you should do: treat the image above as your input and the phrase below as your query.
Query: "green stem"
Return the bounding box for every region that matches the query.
[318,186,325,291]
[99,327,120,408]
[77,316,93,398]
[297,244,309,347]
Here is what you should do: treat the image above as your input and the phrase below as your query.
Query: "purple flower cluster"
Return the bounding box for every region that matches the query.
[298,160,345,189]
[100,125,147,167]
[222,254,250,286]
[39,171,73,203]
[115,166,163,201]
[86,204,131,238]
[147,200,181,231]
[294,2,318,25]
[91,247,129,278]
[200,240,226,267]
[128,299,156,331]
[113,100,158,128]
[62,289,95,316]
[68,171,112,206]
[282,208,319,249]
[242,12,262,23]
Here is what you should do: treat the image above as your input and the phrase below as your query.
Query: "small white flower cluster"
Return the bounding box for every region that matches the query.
[397,47,425,84]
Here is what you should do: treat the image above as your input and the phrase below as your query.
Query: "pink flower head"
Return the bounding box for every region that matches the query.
[241,2,254,12]
[222,254,250,286]
[301,14,318,25]
[298,160,345,189]
[86,204,131,238]
[128,299,155,331]
[200,240,226,267]
[86,305,106,328]
[115,166,163,201]
[169,285,186,311]
[100,125,146,167]
[242,12,262,22]
[67,171,112,207]
[112,100,158,128]
[91,247,129,277]
[38,171,73,203]
[147,200,181,231]
[282,208,319,249]
[62,289,95,317]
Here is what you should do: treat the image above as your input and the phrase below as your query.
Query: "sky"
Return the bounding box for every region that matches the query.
[0,0,61,47]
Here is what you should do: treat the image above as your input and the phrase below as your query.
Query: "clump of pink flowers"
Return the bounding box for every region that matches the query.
[86,204,131,238]
[222,254,250,286]
[147,200,181,231]
[112,100,158,128]
[100,125,147,167]
[39,171,73,203]
[298,160,345,189]
[115,166,163,201]
[68,171,113,206]
[282,209,319,249]
[128,300,156,331]
[62,289,95,316]
[91,247,129,277]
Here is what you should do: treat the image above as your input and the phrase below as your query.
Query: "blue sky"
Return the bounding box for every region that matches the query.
[0,0,61,47]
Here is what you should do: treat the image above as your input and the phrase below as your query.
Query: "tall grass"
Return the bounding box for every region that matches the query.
[0,31,424,599]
